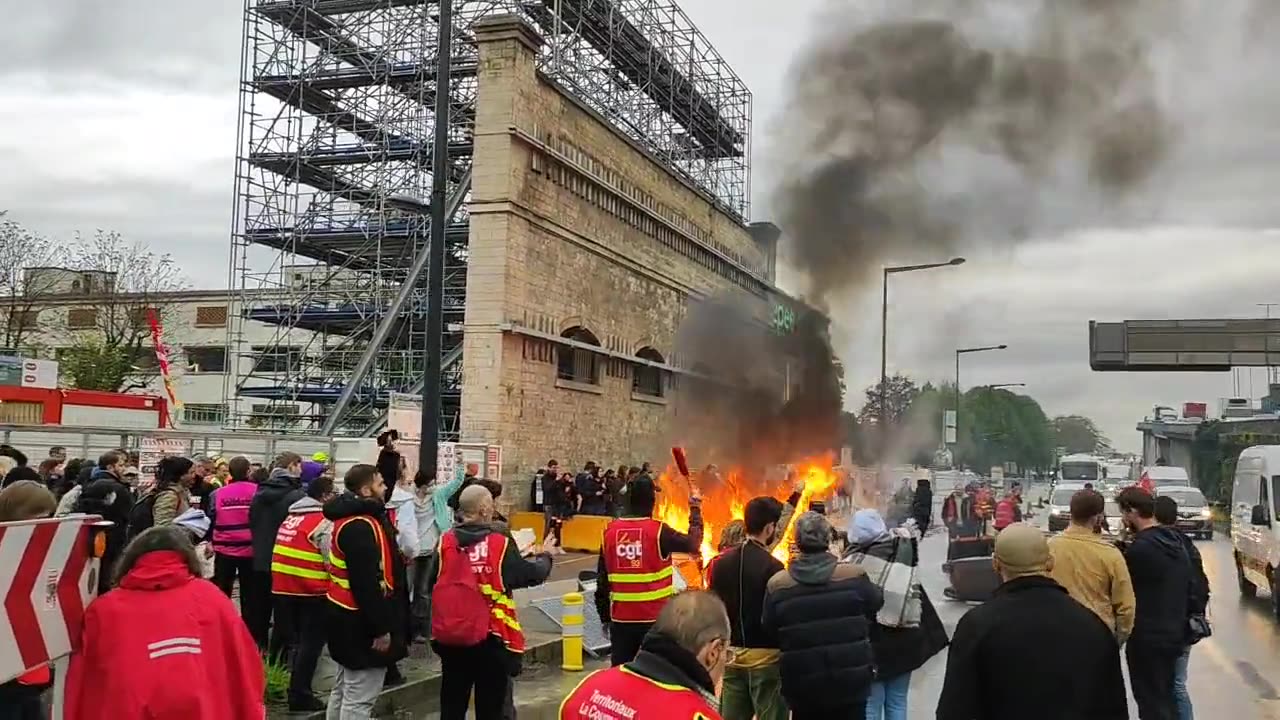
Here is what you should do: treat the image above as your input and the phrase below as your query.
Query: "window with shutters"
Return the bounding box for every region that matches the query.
[194,305,228,328]
[12,310,40,329]
[67,308,98,329]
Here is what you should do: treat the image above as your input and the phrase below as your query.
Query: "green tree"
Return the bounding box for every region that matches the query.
[858,373,920,427]
[1052,415,1110,455]
[59,338,137,393]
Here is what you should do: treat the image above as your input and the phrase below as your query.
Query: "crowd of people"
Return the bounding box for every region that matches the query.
[531,459,656,546]
[0,439,1215,719]
[0,431,557,720]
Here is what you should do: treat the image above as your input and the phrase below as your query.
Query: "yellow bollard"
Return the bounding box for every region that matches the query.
[561,592,585,671]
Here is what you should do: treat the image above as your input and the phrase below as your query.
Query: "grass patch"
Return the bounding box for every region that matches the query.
[264,657,291,704]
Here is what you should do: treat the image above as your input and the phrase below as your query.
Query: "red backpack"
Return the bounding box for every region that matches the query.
[430,536,491,647]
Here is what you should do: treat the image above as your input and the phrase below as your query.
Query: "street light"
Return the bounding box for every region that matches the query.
[984,383,1025,390]
[954,344,1008,448]
[880,257,966,436]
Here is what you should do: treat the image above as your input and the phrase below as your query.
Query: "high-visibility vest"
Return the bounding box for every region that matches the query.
[994,498,1017,530]
[211,481,255,558]
[271,510,329,596]
[326,514,396,611]
[602,517,673,623]
[559,666,722,720]
[437,530,526,652]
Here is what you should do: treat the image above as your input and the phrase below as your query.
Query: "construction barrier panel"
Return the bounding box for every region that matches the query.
[509,513,612,553]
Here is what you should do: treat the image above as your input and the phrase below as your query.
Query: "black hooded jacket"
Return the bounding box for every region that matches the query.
[323,492,409,669]
[1125,524,1193,650]
[249,468,305,572]
[76,470,134,593]
[426,520,553,671]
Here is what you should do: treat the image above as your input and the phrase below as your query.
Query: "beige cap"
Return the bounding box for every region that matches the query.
[994,523,1052,578]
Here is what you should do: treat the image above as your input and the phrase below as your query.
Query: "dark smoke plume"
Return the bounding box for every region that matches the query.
[671,297,842,473]
[775,0,1177,302]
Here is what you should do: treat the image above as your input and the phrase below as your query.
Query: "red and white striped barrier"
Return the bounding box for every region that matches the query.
[0,516,104,685]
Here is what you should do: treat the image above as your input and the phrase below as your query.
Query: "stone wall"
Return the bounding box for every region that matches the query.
[462,16,785,506]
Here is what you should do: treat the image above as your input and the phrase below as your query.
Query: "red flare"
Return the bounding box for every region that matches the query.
[671,447,691,478]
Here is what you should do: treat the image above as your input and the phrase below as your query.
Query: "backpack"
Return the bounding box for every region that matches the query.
[430,538,491,647]
[126,490,172,540]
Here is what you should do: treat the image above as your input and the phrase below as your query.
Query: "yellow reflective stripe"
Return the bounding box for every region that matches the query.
[274,545,324,563]
[611,586,675,603]
[618,665,692,693]
[330,554,347,569]
[479,584,516,608]
[331,577,351,589]
[611,567,674,583]
[271,562,330,581]
[493,607,523,632]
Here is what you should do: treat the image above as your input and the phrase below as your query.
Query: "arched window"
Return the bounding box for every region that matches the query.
[633,347,665,397]
[557,326,601,385]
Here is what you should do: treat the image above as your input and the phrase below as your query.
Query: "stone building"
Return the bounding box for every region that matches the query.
[461,16,816,497]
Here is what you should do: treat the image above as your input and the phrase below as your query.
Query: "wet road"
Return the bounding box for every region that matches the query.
[907,527,1280,719]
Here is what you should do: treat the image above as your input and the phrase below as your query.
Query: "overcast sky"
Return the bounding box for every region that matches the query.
[2,0,1278,452]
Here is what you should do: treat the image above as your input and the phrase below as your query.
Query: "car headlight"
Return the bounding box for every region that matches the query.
[1199,508,1212,519]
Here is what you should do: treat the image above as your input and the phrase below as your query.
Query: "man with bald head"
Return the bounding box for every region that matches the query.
[559,591,731,720]
[428,483,553,719]
[937,523,1127,720]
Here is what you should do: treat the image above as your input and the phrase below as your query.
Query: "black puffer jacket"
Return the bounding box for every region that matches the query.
[1125,525,1191,651]
[761,551,884,714]
[249,468,305,572]
[324,493,409,670]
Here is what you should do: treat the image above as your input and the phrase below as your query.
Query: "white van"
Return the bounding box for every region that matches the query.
[1230,445,1280,613]
[1140,465,1192,487]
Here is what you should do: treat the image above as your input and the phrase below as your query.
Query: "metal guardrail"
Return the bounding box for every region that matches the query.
[0,424,376,468]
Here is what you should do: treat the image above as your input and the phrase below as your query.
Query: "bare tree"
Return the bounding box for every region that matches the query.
[0,214,66,352]
[59,231,186,392]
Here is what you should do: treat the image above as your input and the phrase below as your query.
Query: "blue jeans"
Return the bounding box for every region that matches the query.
[1174,647,1193,720]
[865,672,911,720]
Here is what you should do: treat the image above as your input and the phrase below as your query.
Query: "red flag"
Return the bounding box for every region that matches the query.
[146,308,181,410]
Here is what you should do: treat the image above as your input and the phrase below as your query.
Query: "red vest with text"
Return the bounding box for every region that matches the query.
[559,666,722,720]
[994,497,1017,530]
[211,481,256,558]
[326,515,396,610]
[602,518,673,623]
[437,530,526,652]
[271,509,328,596]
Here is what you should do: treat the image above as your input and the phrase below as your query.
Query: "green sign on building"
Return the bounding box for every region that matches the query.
[771,302,796,334]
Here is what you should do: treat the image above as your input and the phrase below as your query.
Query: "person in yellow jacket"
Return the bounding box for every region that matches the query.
[1048,488,1136,644]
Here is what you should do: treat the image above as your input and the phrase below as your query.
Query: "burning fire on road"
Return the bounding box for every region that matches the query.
[654,454,842,572]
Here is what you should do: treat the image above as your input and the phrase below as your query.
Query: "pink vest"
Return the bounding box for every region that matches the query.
[212,481,256,557]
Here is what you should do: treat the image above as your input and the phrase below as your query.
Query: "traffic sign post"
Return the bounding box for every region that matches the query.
[0,515,109,719]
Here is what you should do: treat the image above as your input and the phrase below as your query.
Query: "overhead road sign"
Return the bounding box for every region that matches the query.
[1090,319,1280,371]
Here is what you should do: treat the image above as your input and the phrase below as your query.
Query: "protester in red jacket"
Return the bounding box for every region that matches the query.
[66,525,266,720]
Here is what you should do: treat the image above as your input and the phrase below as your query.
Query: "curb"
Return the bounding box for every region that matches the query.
[276,638,564,719]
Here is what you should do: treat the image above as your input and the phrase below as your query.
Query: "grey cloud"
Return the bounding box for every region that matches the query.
[0,0,241,90]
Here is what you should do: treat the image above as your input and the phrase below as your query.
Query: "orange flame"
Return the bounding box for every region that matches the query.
[654,454,841,570]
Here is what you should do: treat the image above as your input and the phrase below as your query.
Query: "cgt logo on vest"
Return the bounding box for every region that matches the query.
[614,529,644,570]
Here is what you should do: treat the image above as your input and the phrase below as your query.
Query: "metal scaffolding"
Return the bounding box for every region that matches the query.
[225,0,752,437]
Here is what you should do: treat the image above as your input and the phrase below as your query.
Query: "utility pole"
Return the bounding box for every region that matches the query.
[1260,303,1279,386]
[420,1,453,478]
